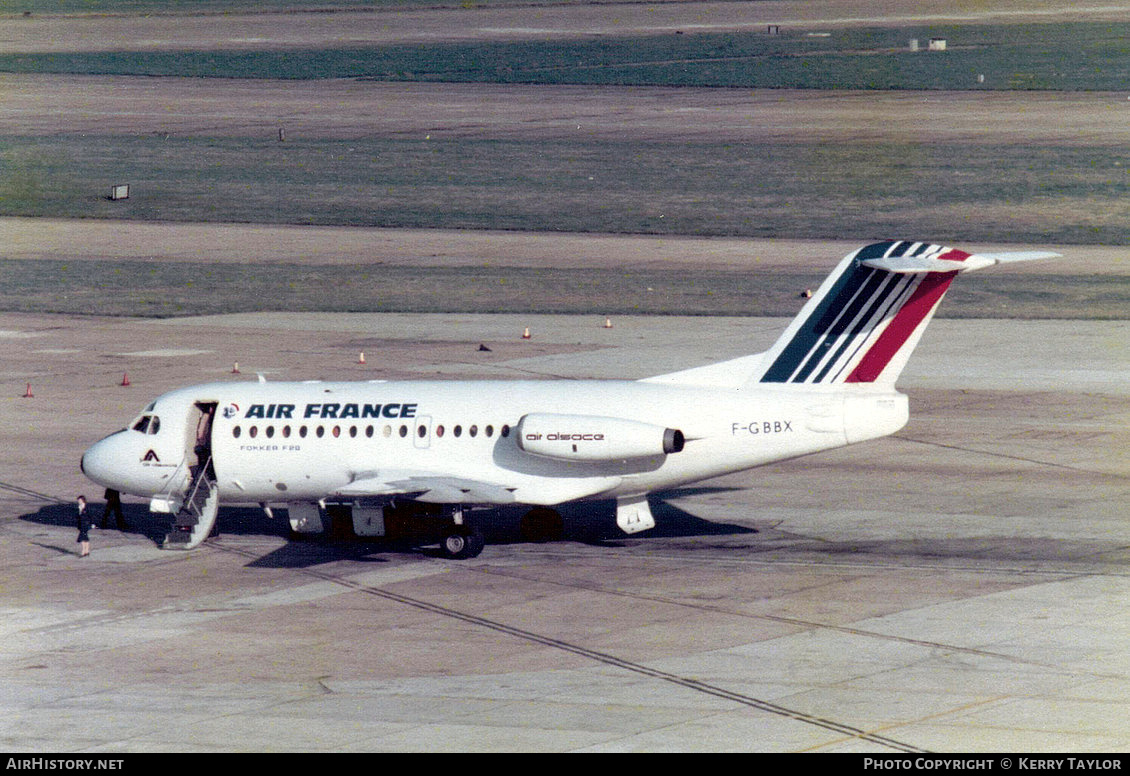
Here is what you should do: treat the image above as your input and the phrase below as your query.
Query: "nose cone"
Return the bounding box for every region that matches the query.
[81,429,184,497]
[81,432,128,491]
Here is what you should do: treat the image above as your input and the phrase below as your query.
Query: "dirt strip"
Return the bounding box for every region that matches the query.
[2,217,1122,276]
[6,75,1130,147]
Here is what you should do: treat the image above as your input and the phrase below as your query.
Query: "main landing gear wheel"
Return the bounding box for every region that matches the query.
[441,527,484,560]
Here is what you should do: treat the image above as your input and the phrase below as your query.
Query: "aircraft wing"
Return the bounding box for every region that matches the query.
[333,470,519,504]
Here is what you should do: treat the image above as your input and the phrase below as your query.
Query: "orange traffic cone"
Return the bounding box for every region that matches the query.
[358,352,366,364]
[22,383,33,398]
[232,362,241,374]
[603,317,613,329]
[121,373,131,387]
[521,327,531,340]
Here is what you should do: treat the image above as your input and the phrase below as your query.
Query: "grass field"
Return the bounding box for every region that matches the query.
[4,135,1130,244]
[5,22,1130,91]
[0,0,560,12]
[0,0,404,13]
[0,257,1118,320]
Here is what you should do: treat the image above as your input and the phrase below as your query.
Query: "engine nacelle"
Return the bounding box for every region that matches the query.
[516,413,685,462]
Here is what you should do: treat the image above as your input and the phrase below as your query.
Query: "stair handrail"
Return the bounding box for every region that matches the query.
[154,456,191,502]
[182,454,215,518]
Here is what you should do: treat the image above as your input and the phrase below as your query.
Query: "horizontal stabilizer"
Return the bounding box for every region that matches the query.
[861,250,1060,274]
[971,250,1061,264]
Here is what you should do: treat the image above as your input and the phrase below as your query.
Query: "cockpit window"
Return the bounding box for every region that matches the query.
[131,414,161,434]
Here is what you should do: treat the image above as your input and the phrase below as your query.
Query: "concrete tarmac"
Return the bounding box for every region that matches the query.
[0,309,1127,752]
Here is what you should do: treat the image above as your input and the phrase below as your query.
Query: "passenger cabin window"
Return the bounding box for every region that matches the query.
[223,421,505,443]
[426,422,511,441]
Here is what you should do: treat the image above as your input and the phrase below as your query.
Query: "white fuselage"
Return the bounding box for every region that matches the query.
[80,378,909,507]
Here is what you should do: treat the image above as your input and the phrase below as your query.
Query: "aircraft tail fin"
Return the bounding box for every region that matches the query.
[643,240,1055,389]
[746,240,1056,388]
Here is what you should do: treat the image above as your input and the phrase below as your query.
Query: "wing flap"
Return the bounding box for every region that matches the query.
[334,470,518,504]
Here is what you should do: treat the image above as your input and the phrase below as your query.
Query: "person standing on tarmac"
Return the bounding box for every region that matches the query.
[76,495,92,557]
[100,488,127,530]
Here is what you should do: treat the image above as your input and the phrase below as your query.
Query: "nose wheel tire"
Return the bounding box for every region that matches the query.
[441,527,484,559]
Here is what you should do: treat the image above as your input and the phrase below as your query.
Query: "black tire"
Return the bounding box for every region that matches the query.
[464,529,485,558]
[442,532,469,559]
[441,527,484,559]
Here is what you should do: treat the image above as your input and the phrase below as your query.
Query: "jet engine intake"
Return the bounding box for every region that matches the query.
[516,413,684,462]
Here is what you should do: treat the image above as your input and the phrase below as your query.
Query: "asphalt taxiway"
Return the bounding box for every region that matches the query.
[0,302,1127,753]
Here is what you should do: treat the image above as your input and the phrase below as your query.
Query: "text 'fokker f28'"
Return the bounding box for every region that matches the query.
[80,240,1054,558]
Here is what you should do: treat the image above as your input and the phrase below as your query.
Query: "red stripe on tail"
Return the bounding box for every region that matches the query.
[845,271,958,383]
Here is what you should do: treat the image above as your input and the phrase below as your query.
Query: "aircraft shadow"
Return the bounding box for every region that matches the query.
[21,498,1114,573]
[20,501,161,543]
[560,491,757,543]
[18,501,290,548]
[245,489,756,569]
[19,488,755,570]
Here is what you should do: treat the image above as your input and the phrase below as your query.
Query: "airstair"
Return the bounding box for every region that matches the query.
[162,457,219,550]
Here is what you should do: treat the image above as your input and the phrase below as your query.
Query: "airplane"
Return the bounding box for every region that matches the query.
[80,240,1055,558]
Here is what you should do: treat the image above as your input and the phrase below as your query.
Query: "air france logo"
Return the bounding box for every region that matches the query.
[222,403,240,420]
[243,402,418,420]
